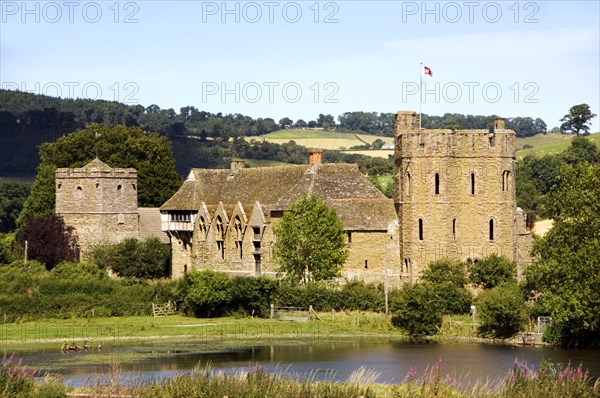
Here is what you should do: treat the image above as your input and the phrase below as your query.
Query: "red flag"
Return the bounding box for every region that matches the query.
[423,65,433,77]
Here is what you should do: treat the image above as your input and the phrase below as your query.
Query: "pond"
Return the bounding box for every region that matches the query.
[6,339,600,388]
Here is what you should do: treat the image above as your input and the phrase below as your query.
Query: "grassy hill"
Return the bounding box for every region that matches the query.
[516,133,599,159]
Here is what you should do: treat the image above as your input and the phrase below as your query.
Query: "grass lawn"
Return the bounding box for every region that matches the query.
[0,312,403,351]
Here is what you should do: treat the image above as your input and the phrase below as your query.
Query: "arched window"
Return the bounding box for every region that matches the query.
[76,186,83,199]
[116,184,122,199]
[489,219,494,240]
[502,170,511,192]
[470,173,476,195]
[434,173,440,195]
[418,218,424,241]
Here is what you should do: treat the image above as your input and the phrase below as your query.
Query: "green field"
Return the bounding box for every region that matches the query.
[263,129,356,139]
[516,132,599,159]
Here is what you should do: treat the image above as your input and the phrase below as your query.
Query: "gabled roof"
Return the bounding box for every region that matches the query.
[160,163,396,230]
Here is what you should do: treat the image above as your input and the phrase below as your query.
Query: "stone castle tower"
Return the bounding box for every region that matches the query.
[55,158,139,257]
[394,111,531,280]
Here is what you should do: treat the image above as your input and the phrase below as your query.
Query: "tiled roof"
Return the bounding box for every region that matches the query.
[138,207,170,243]
[160,163,396,230]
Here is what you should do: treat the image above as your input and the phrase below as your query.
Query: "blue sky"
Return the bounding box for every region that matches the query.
[1,1,599,131]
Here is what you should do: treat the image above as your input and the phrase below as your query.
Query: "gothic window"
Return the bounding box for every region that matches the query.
[435,173,440,195]
[470,173,476,195]
[198,216,207,241]
[489,219,494,240]
[216,216,225,260]
[418,218,424,241]
[234,217,243,260]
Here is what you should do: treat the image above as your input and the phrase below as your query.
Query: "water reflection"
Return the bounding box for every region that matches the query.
[9,340,600,388]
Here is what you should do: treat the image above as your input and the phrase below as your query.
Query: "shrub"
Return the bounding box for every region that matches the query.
[50,262,105,280]
[391,282,442,338]
[421,258,468,288]
[469,254,516,289]
[177,270,233,317]
[91,237,170,279]
[229,275,278,317]
[432,281,472,315]
[476,282,527,338]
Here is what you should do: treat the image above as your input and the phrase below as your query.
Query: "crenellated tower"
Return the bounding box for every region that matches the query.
[55,158,139,257]
[394,111,529,280]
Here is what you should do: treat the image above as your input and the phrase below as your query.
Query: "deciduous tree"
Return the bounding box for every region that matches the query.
[274,195,348,284]
[16,215,78,270]
[469,254,516,289]
[559,104,597,135]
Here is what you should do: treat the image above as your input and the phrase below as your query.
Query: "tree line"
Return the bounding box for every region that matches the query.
[1,89,552,177]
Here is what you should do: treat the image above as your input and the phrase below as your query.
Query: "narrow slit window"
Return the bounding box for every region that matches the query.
[489,219,494,240]
[406,172,411,195]
[471,173,476,195]
[452,218,456,240]
[116,184,122,199]
[435,173,440,195]
[418,218,424,241]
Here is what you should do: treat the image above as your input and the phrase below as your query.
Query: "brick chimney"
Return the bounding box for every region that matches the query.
[309,149,323,166]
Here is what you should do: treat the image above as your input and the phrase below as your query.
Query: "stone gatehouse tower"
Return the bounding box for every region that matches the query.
[394,111,531,280]
[55,158,139,257]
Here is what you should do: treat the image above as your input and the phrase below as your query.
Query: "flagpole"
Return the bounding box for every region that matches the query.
[419,62,422,130]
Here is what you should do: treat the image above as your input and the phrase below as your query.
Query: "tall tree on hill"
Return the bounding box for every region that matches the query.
[560,104,597,135]
[274,195,348,284]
